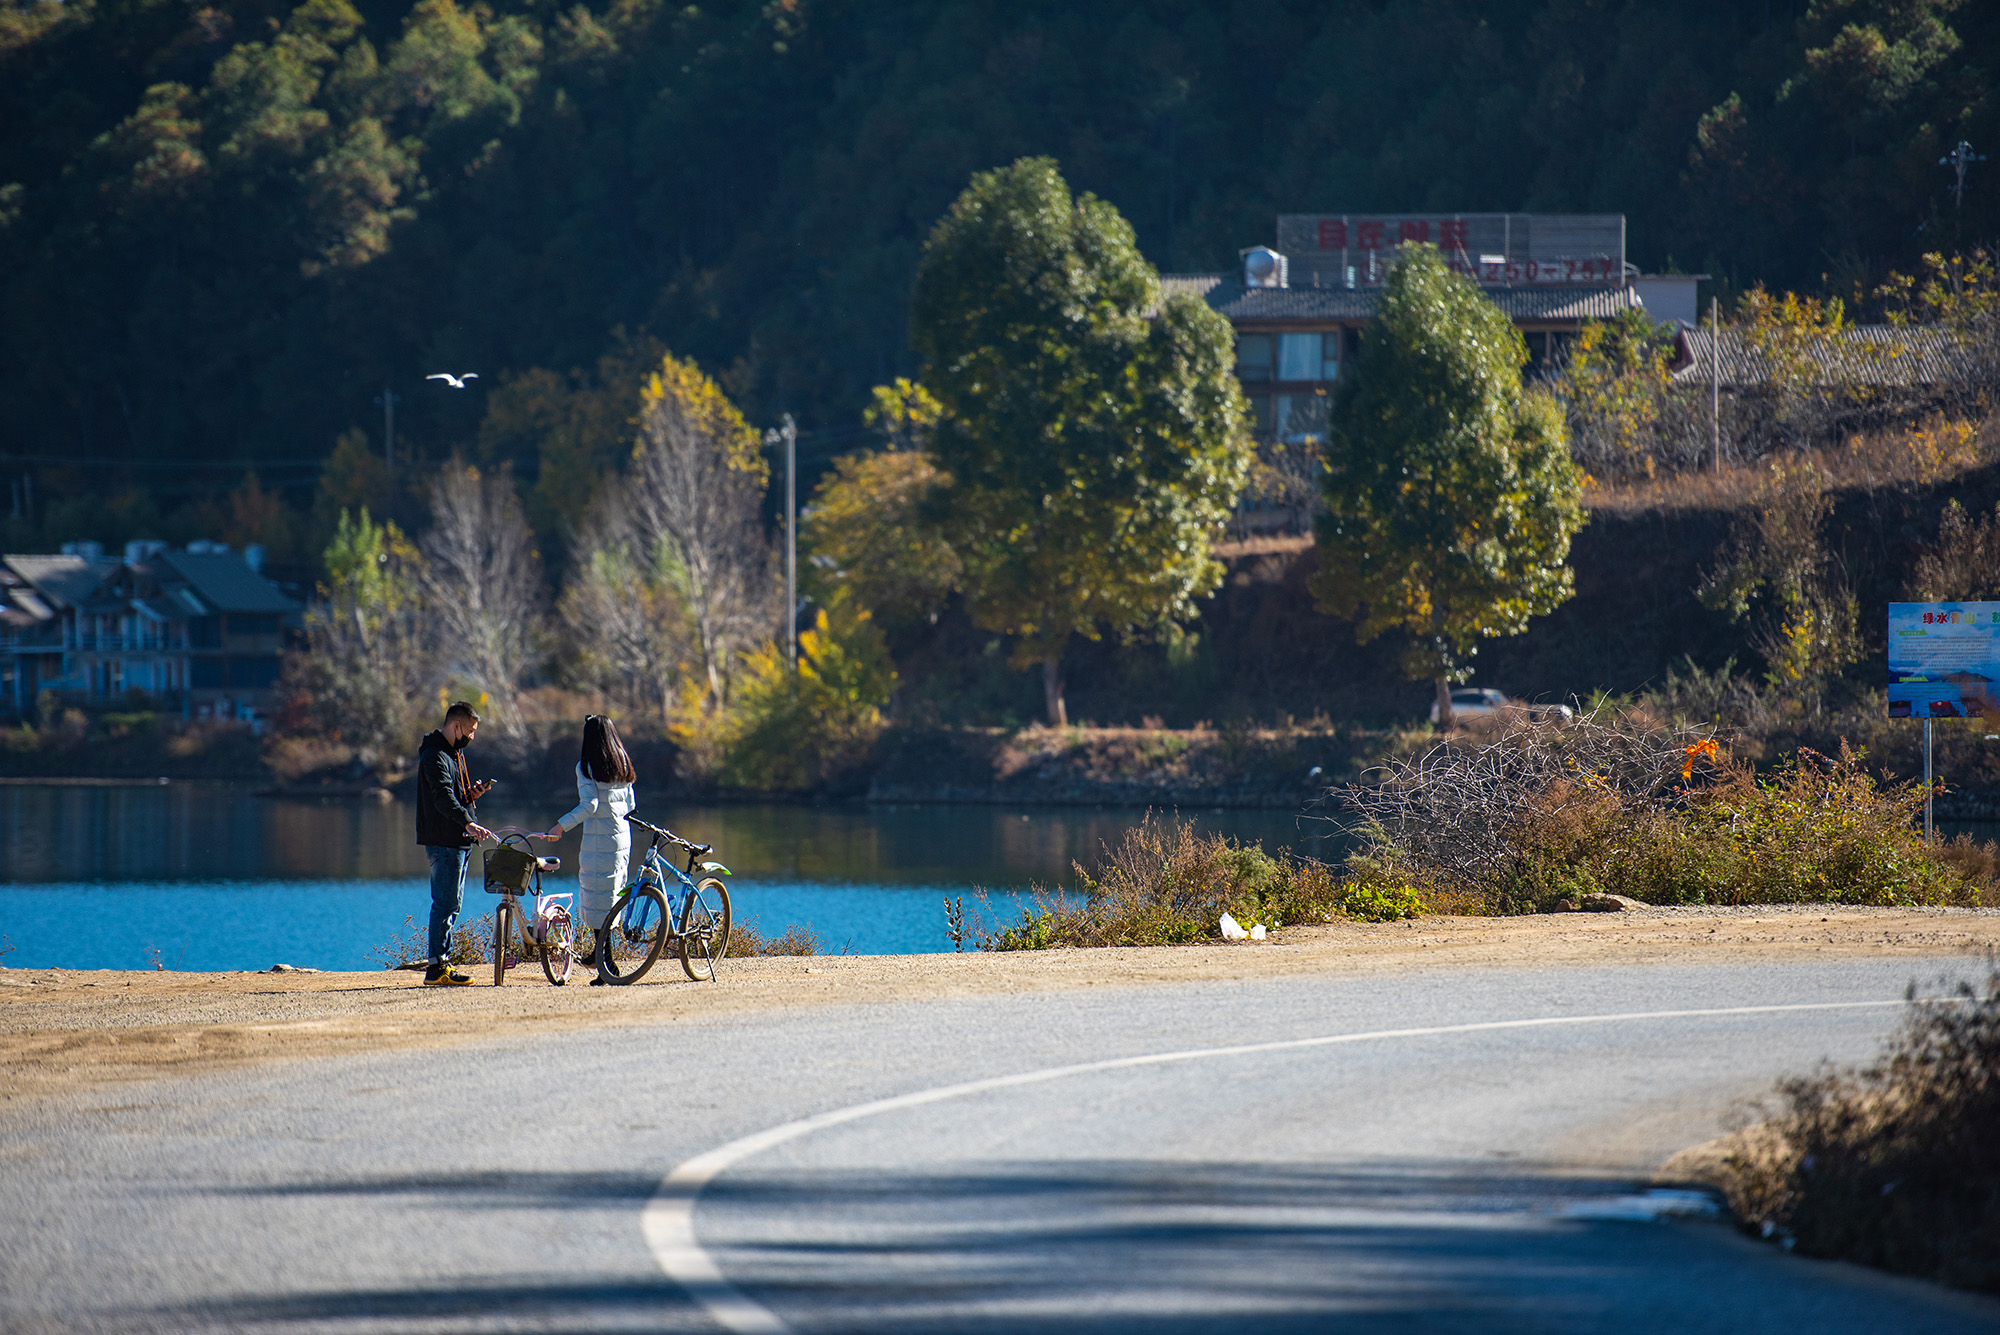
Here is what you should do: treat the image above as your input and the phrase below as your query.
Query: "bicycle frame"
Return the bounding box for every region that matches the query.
[623,836,705,939]
[484,827,569,982]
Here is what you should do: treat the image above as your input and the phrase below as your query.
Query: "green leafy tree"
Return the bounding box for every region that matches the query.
[1311,243,1586,726]
[291,507,433,763]
[802,446,959,637]
[909,156,1252,725]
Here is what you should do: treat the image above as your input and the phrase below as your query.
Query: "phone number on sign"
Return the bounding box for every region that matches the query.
[1444,257,1621,285]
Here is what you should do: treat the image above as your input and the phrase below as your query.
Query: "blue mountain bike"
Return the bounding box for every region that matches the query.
[597,816,734,984]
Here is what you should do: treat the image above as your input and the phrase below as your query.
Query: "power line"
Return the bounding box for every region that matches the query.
[2,454,327,470]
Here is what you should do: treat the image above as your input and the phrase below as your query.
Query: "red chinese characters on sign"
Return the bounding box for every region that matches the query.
[1304,217,1616,285]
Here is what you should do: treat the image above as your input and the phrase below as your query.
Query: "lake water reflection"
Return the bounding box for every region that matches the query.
[0,783,1339,970]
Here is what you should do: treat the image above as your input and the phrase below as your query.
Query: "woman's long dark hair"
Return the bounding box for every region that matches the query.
[580,715,636,785]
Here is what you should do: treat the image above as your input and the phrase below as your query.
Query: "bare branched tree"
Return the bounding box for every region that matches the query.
[420,460,545,734]
[1908,499,2000,601]
[558,512,690,723]
[625,356,775,707]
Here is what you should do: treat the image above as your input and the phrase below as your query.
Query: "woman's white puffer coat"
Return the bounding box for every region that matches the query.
[556,763,636,928]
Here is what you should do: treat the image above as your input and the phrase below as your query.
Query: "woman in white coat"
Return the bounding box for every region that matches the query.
[543,715,636,982]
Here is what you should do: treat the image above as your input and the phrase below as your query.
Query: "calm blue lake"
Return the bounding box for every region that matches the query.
[0,783,1340,970]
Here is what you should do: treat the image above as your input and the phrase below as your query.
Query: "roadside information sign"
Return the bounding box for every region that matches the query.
[1888,602,2000,719]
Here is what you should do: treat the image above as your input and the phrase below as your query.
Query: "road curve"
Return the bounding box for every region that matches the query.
[3,956,1997,1333]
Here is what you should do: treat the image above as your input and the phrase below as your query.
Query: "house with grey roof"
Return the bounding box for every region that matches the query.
[1,540,300,723]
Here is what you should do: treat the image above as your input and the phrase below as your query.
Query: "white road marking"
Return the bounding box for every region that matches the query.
[642,998,1906,1333]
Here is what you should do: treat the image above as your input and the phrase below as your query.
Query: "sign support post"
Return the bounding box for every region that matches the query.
[1924,717,1934,841]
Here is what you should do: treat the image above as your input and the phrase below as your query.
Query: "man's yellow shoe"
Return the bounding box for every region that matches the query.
[423,964,475,986]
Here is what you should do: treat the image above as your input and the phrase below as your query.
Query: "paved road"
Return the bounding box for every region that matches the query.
[4,957,1998,1333]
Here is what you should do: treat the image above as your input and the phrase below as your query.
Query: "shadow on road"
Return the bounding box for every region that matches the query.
[126,1158,2000,1333]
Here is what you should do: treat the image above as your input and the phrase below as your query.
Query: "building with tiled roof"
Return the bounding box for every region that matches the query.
[1163,212,1702,533]
[1668,324,1980,390]
[2,540,300,723]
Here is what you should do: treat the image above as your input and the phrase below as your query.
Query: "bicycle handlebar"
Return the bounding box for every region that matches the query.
[624,814,712,858]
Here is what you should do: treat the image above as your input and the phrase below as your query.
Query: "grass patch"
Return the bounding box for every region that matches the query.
[968,813,1417,951]
[1694,972,2000,1294]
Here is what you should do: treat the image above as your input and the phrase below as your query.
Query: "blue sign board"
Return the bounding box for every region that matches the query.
[1888,602,2000,719]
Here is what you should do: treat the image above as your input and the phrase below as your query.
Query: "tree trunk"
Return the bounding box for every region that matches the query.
[1042,655,1068,727]
[1435,676,1454,729]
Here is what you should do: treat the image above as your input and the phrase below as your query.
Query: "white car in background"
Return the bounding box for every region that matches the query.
[1431,687,1574,725]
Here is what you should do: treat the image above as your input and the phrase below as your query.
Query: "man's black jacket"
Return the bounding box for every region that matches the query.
[415,729,477,848]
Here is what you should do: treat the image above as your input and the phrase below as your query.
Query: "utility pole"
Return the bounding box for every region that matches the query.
[374,386,399,481]
[1710,297,1722,477]
[1941,140,1985,209]
[783,413,798,669]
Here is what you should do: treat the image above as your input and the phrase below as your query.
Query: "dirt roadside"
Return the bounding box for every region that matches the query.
[4,904,1996,1106]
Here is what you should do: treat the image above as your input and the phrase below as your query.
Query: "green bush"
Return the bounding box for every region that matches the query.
[717,592,895,790]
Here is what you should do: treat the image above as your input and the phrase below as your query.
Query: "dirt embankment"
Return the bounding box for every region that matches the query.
[3,904,1996,1106]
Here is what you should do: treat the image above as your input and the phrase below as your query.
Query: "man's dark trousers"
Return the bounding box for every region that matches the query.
[426,845,471,965]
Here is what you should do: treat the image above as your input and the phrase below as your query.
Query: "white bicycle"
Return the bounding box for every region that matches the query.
[480,827,578,986]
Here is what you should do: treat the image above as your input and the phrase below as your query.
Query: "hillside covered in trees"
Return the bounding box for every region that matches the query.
[2,0,1996,551]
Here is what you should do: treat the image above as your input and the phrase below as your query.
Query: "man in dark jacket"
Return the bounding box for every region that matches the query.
[416,701,495,985]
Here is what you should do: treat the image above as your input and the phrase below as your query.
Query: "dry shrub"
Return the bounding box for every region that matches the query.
[1341,709,1990,912]
[1935,835,2000,906]
[264,733,354,783]
[729,920,825,956]
[975,814,1413,951]
[371,913,496,969]
[1707,974,2000,1294]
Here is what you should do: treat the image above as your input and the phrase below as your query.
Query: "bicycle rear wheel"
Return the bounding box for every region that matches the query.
[539,903,575,986]
[679,878,733,982]
[600,887,669,984]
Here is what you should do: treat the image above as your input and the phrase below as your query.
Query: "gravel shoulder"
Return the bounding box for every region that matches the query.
[4,903,1996,1106]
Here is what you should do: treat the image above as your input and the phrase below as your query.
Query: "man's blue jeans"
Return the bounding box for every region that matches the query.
[426,845,471,967]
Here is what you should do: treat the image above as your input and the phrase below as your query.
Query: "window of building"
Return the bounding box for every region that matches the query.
[191,659,225,689]
[1277,333,1320,381]
[228,657,280,689]
[1235,334,1273,381]
[1274,393,1330,445]
[1321,332,1342,379]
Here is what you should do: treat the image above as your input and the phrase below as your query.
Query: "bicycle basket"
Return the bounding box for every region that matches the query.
[483,846,536,895]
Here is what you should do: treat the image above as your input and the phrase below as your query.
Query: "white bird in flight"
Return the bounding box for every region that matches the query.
[427,373,478,388]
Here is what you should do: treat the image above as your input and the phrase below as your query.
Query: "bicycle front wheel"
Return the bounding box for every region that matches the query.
[539,904,574,986]
[600,887,669,985]
[679,878,733,982]
[492,903,512,987]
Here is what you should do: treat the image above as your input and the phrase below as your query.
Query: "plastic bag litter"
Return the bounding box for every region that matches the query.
[1219,913,1249,940]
